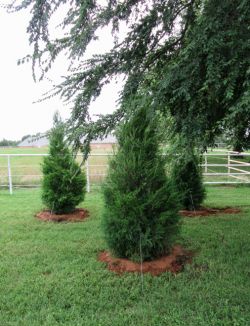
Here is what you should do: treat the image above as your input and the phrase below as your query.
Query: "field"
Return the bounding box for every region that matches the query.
[0,147,112,189]
[0,147,250,190]
[0,186,249,325]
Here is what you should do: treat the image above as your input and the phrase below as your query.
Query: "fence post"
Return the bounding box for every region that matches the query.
[204,153,208,173]
[227,152,230,175]
[7,155,13,195]
[86,157,90,193]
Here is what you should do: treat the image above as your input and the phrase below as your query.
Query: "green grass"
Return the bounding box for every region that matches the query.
[0,147,112,187]
[0,147,49,155]
[205,185,250,207]
[0,187,249,325]
[0,148,47,187]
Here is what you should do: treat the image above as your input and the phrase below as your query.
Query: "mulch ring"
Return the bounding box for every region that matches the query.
[180,207,241,217]
[99,245,194,276]
[36,208,89,222]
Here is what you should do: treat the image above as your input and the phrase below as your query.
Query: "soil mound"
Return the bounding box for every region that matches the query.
[99,245,193,276]
[180,207,241,217]
[36,208,89,222]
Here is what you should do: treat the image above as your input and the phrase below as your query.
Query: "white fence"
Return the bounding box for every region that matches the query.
[202,151,250,184]
[0,152,250,194]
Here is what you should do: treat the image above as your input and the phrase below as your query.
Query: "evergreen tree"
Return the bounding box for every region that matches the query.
[103,105,180,261]
[169,143,206,210]
[42,113,86,214]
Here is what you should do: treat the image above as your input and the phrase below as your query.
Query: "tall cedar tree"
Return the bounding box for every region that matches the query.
[170,147,206,210]
[9,0,250,155]
[42,113,86,214]
[103,106,180,261]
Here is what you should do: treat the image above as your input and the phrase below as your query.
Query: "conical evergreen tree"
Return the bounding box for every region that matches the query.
[42,113,86,214]
[170,143,206,210]
[103,106,180,261]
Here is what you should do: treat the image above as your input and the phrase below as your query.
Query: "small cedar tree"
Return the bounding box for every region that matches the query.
[170,145,206,210]
[42,113,86,214]
[103,105,180,261]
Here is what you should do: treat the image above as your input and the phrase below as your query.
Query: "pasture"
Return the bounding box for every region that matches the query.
[0,147,250,190]
[202,151,250,184]
[0,186,249,325]
[0,147,112,189]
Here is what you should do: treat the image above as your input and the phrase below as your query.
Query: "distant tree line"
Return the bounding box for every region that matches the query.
[0,139,19,147]
[0,134,31,147]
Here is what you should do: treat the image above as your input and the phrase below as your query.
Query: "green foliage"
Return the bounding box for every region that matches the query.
[103,105,180,261]
[42,113,86,214]
[21,134,31,142]
[155,0,250,149]
[170,146,206,210]
[10,0,250,154]
[0,139,18,147]
[226,111,250,152]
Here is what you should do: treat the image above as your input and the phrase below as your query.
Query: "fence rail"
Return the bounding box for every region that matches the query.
[0,152,250,194]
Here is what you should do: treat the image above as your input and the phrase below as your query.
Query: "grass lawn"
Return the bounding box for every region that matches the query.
[0,187,250,325]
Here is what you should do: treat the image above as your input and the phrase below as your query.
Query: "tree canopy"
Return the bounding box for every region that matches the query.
[8,0,250,154]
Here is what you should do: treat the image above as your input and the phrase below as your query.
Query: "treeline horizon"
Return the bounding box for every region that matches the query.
[0,134,32,147]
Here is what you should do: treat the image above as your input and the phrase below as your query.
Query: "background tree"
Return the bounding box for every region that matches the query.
[0,139,18,147]
[42,112,86,214]
[226,120,250,153]
[168,139,206,210]
[21,134,31,142]
[155,0,250,150]
[8,0,250,154]
[103,102,180,261]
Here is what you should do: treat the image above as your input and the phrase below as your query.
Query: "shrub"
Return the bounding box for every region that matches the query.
[103,106,180,261]
[170,148,206,210]
[42,113,86,214]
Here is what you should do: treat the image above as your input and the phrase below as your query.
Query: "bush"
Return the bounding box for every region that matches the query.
[170,148,206,210]
[103,106,180,261]
[42,113,86,214]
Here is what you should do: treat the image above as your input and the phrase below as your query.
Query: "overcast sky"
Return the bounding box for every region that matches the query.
[0,2,121,141]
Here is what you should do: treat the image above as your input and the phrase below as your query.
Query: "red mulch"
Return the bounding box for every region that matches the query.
[180,207,241,217]
[98,245,194,276]
[36,208,89,222]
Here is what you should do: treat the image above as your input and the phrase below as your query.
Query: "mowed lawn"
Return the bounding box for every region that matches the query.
[0,187,249,325]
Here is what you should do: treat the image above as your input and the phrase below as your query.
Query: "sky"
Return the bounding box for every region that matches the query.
[0,2,121,141]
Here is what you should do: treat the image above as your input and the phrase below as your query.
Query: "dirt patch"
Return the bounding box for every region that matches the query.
[180,207,241,217]
[36,208,89,222]
[98,245,193,276]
